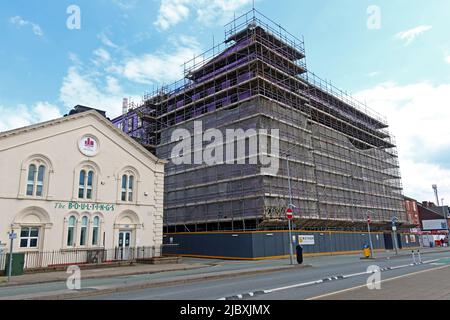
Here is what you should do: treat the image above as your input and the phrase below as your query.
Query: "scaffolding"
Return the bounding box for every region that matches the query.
[112,9,407,232]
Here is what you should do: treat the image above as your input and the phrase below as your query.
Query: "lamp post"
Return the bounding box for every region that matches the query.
[286,154,295,265]
[366,211,375,259]
[392,216,399,255]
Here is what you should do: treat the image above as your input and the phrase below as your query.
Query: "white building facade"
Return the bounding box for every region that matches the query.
[0,110,165,265]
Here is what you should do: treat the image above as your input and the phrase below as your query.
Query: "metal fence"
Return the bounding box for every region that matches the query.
[0,247,161,271]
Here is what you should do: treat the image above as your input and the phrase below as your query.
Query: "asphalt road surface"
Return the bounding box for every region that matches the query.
[78,251,450,300]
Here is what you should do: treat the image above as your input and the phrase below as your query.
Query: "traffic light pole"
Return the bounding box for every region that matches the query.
[286,156,294,265]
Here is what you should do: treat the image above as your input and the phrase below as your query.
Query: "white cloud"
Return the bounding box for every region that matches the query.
[98,32,119,49]
[0,102,61,132]
[118,35,202,84]
[92,48,111,65]
[354,81,450,202]
[154,0,253,30]
[112,0,139,10]
[367,71,381,77]
[10,16,43,37]
[155,0,191,30]
[59,67,127,118]
[445,54,450,65]
[395,25,432,46]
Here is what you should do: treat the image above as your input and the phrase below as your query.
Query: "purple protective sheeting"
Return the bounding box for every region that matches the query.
[223,97,231,106]
[194,108,204,117]
[206,103,216,112]
[192,38,253,81]
[207,87,216,96]
[177,100,184,108]
[175,115,184,124]
[196,54,254,84]
[239,90,252,101]
[222,80,231,90]
[192,93,201,101]
[167,104,176,112]
[238,71,253,83]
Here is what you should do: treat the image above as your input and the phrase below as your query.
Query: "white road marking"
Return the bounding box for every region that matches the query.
[218,256,450,300]
[307,263,450,300]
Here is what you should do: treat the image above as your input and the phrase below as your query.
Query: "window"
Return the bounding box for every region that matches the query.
[36,166,45,196]
[137,117,143,128]
[128,118,133,132]
[67,216,76,246]
[26,165,36,196]
[121,174,135,202]
[128,176,134,202]
[80,216,88,246]
[78,170,94,199]
[20,227,39,248]
[26,164,46,197]
[121,175,127,201]
[92,216,100,246]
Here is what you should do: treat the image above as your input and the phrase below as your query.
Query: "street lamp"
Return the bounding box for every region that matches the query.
[286,154,295,265]
[392,216,399,255]
[366,210,375,259]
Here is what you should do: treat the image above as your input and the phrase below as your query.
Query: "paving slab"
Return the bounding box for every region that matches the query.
[0,263,209,288]
[315,263,450,300]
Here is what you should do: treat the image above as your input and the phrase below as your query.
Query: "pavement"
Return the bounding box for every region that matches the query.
[0,262,208,287]
[311,262,450,300]
[1,247,450,300]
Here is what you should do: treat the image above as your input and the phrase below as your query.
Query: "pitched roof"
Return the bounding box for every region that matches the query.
[0,109,166,165]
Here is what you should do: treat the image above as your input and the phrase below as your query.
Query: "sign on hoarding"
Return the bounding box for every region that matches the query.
[298,235,315,245]
[422,219,448,231]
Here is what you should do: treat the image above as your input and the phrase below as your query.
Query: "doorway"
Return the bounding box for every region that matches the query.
[117,231,132,260]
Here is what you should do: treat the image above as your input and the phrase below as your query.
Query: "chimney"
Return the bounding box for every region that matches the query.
[122,98,129,115]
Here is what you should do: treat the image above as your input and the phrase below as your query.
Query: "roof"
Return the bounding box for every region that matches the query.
[0,109,167,165]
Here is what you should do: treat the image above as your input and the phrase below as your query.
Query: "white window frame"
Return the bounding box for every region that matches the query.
[119,172,137,203]
[78,169,95,200]
[20,227,40,249]
[92,216,101,247]
[67,216,77,247]
[26,163,46,197]
[79,216,89,246]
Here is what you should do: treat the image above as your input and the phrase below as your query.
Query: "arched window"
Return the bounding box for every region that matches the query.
[78,170,94,199]
[36,165,45,196]
[121,174,135,202]
[26,164,47,197]
[67,216,76,246]
[80,216,88,246]
[92,216,100,246]
[26,164,37,196]
[121,175,127,201]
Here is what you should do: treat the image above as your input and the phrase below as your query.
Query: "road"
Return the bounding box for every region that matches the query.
[1,249,449,300]
[78,251,450,300]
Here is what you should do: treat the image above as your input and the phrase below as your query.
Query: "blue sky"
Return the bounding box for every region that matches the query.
[1,0,450,202]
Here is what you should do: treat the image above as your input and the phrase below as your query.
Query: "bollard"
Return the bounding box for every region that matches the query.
[412,250,416,264]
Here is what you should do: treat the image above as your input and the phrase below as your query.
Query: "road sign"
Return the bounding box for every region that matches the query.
[286,208,294,220]
[8,232,17,240]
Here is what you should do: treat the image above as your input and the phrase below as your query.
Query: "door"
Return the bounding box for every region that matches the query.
[118,231,132,260]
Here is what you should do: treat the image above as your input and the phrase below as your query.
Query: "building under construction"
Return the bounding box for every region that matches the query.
[113,9,408,235]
